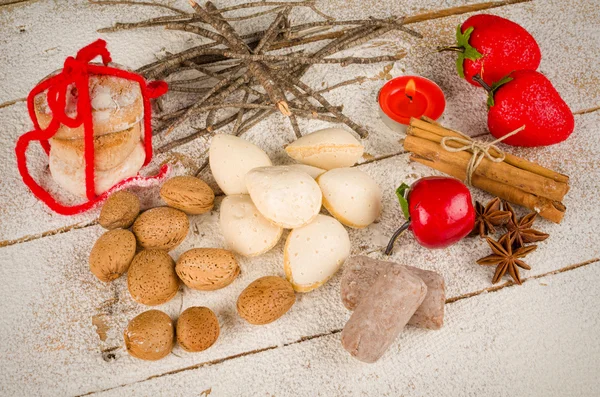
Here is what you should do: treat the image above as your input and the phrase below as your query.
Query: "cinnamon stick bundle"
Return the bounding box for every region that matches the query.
[405,118,569,223]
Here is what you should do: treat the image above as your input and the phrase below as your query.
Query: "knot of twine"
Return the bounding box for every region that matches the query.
[440,125,525,186]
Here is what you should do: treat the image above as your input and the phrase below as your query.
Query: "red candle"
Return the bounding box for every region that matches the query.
[378,76,445,127]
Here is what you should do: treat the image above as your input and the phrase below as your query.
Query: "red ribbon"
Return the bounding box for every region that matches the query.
[15,39,169,215]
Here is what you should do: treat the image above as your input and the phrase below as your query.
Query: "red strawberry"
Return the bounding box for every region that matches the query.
[450,14,541,86]
[474,70,574,147]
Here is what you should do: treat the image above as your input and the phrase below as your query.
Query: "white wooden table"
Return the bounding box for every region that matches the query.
[1,0,599,395]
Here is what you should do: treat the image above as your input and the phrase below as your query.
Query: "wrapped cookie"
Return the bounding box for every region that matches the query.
[341,263,427,363]
[341,256,446,330]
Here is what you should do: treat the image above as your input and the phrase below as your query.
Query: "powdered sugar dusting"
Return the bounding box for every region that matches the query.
[0,0,599,395]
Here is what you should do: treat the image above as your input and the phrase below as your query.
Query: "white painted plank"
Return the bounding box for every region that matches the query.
[0,0,598,395]
[0,159,598,396]
[96,260,600,397]
[1,0,598,241]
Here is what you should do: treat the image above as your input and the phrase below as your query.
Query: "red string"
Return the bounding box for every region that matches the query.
[15,39,169,216]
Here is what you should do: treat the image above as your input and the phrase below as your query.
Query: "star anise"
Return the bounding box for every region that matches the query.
[504,202,549,247]
[471,197,511,238]
[477,233,537,285]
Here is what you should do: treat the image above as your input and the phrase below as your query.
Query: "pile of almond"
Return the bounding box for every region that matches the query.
[90,175,296,360]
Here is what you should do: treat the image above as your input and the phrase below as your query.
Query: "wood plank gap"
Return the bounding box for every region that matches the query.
[0,97,26,109]
[0,0,34,7]
[573,105,600,115]
[79,256,598,396]
[0,219,98,248]
[446,257,600,303]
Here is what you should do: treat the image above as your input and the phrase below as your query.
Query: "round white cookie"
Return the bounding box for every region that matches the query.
[209,134,272,195]
[284,127,364,170]
[49,142,145,198]
[245,166,322,229]
[220,195,283,257]
[284,214,351,292]
[317,168,382,228]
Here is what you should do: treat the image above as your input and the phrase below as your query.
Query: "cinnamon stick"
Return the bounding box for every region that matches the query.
[410,118,569,184]
[403,116,569,224]
[406,128,569,202]
[410,155,565,224]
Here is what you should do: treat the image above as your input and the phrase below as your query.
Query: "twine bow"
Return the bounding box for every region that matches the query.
[15,39,169,215]
[440,125,525,186]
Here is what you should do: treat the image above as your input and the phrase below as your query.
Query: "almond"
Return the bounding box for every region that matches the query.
[237,276,295,325]
[176,306,220,353]
[89,229,136,282]
[175,248,240,291]
[98,191,140,230]
[132,207,189,251]
[160,176,215,215]
[124,310,174,361]
[127,250,179,306]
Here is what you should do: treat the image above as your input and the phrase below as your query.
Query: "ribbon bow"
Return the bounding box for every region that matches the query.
[440,125,525,186]
[16,39,169,215]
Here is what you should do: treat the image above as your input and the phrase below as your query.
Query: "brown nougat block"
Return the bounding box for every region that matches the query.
[341,263,427,363]
[341,255,445,330]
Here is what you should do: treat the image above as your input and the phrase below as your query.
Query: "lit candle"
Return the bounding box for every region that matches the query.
[378,76,446,132]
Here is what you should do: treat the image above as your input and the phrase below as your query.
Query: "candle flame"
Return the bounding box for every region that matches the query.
[405,79,416,101]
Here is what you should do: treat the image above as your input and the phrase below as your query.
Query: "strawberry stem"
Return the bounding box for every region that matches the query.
[384,221,411,255]
[472,73,492,93]
[437,46,464,53]
[473,73,513,107]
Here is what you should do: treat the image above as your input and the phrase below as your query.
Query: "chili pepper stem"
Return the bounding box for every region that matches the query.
[384,220,411,255]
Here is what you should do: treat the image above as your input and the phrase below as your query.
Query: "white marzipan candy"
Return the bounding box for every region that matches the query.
[318,168,382,228]
[245,166,322,229]
[285,164,326,179]
[209,134,272,195]
[220,195,283,257]
[284,214,350,292]
[284,127,364,170]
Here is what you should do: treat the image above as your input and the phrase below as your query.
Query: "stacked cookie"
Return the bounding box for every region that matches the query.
[34,68,146,197]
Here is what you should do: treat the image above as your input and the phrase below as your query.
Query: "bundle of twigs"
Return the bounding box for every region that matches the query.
[92,0,421,149]
[92,0,529,158]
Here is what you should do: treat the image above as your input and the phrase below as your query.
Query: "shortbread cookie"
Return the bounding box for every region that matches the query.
[49,142,146,198]
[49,122,142,171]
[34,64,143,139]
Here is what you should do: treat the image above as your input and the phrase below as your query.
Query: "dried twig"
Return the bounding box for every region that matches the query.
[218,6,287,22]
[253,6,290,54]
[88,0,188,15]
[220,51,405,66]
[232,91,251,135]
[165,23,229,44]
[290,75,369,138]
[288,113,302,139]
